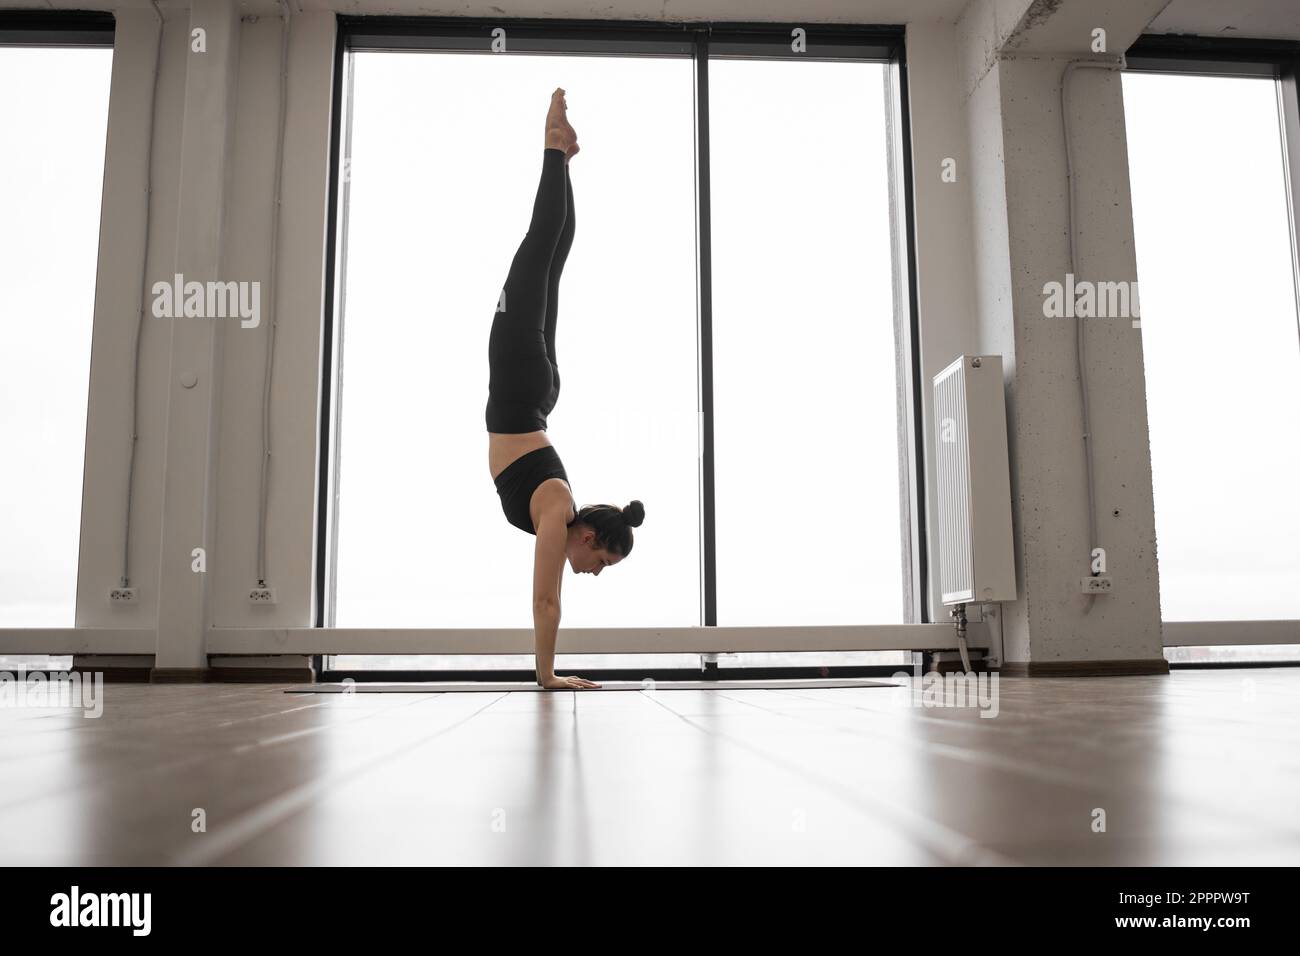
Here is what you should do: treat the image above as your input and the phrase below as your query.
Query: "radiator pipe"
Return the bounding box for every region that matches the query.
[950,603,972,673]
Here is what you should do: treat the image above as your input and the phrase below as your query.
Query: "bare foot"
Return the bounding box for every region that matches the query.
[545,87,578,156]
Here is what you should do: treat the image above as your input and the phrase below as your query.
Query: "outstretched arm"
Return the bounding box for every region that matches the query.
[532,513,601,689]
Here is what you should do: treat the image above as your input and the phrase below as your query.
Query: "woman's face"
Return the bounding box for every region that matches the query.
[566,529,623,576]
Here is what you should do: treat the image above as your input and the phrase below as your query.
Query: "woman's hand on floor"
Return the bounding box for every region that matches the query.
[538,673,602,690]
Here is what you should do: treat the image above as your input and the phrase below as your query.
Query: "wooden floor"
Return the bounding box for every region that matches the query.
[2,668,1298,866]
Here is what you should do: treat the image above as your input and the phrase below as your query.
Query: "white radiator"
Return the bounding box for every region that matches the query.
[933,355,1017,605]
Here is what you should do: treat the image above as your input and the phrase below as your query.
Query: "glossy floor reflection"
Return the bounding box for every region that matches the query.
[1,669,1297,865]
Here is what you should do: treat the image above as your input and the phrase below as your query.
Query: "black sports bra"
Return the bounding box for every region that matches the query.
[493,445,574,535]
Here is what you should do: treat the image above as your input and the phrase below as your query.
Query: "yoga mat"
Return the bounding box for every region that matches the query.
[286,678,897,694]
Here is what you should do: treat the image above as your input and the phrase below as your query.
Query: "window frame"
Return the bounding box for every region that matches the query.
[0,10,115,651]
[1125,36,1300,340]
[314,16,926,670]
[0,11,113,48]
[1124,35,1300,654]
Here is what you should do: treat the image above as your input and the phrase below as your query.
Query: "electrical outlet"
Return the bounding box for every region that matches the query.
[248,587,277,605]
[108,587,138,605]
[1080,575,1113,594]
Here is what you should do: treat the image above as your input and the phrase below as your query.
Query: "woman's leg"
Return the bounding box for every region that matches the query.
[502,146,569,339]
[540,164,574,416]
[486,148,570,432]
[486,90,578,433]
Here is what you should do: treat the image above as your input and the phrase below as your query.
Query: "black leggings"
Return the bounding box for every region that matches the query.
[485,147,575,433]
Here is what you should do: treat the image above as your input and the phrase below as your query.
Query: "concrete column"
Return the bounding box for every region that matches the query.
[956,0,1169,673]
[152,0,242,675]
[213,11,337,631]
[996,55,1163,671]
[76,8,178,630]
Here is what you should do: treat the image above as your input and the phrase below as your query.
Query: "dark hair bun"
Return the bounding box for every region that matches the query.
[621,500,645,528]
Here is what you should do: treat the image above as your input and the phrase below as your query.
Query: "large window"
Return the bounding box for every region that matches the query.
[1123,67,1300,625]
[330,50,698,629]
[710,58,902,625]
[0,40,113,627]
[323,23,916,662]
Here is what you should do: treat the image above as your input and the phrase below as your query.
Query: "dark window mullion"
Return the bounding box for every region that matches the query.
[891,50,927,623]
[1279,60,1300,354]
[0,10,114,46]
[694,30,717,628]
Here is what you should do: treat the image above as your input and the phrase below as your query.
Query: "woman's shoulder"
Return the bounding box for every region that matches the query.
[532,477,577,526]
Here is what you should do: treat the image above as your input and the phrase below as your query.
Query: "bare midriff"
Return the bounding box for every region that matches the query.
[488,430,551,481]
